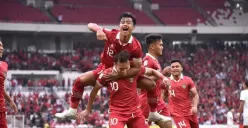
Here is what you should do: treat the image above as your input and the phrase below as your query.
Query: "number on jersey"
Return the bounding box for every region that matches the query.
[107,47,114,57]
[110,82,118,91]
[169,89,175,97]
[178,120,186,128]
[110,118,118,125]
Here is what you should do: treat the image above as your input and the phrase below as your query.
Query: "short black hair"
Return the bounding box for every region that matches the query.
[145,33,162,48]
[245,80,248,87]
[114,50,130,63]
[0,37,2,42]
[119,12,136,26]
[170,59,183,67]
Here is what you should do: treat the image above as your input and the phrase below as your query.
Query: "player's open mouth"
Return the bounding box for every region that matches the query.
[123,28,129,31]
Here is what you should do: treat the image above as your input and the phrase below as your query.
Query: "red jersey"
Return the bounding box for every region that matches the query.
[0,61,8,112]
[97,66,146,114]
[168,74,195,117]
[101,28,143,68]
[139,53,166,110]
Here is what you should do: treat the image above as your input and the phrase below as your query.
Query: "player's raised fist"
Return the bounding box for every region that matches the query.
[162,66,171,76]
[96,29,107,41]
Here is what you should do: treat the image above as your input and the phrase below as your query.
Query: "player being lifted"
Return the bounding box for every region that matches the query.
[77,50,170,128]
[139,34,172,128]
[55,12,169,122]
[164,59,199,128]
[0,39,18,128]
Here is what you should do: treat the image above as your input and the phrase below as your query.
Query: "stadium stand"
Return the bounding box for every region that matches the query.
[0,0,50,22]
[151,0,206,25]
[51,6,155,24]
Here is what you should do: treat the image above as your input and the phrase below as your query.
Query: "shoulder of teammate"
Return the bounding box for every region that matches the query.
[143,56,155,68]
[102,28,119,40]
[97,68,112,86]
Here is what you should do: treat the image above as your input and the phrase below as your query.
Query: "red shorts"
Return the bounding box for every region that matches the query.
[172,115,199,128]
[109,111,148,128]
[92,63,105,78]
[0,112,7,128]
[139,97,170,119]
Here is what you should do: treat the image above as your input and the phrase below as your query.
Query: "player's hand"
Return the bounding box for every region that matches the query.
[76,109,90,124]
[96,29,107,40]
[10,101,18,114]
[191,106,197,114]
[162,66,171,76]
[162,77,171,87]
[103,72,121,81]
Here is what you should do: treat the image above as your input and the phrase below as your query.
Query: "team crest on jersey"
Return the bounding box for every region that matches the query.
[182,84,186,89]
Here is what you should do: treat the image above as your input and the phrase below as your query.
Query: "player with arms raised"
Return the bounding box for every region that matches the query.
[77,51,170,128]
[166,59,199,128]
[56,12,167,122]
[139,34,172,128]
[0,39,18,128]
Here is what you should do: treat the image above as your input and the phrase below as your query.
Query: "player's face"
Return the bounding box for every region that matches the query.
[115,61,131,76]
[152,40,163,56]
[171,62,183,76]
[0,42,4,58]
[119,17,134,36]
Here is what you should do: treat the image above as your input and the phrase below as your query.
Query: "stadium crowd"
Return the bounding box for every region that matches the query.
[5,42,248,127]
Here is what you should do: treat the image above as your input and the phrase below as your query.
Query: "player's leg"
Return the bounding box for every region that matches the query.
[139,96,151,126]
[137,76,170,122]
[189,115,199,128]
[155,107,172,128]
[55,64,104,119]
[173,116,191,128]
[0,112,8,128]
[137,76,157,112]
[127,113,149,128]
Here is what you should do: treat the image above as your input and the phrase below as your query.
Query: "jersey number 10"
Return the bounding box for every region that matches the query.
[110,82,118,91]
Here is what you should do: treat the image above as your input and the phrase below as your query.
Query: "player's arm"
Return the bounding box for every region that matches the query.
[145,67,165,79]
[238,100,244,114]
[122,57,142,78]
[238,91,245,115]
[190,87,199,108]
[4,89,18,114]
[88,23,103,33]
[88,23,109,40]
[86,82,102,111]
[77,81,102,122]
[119,47,143,78]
